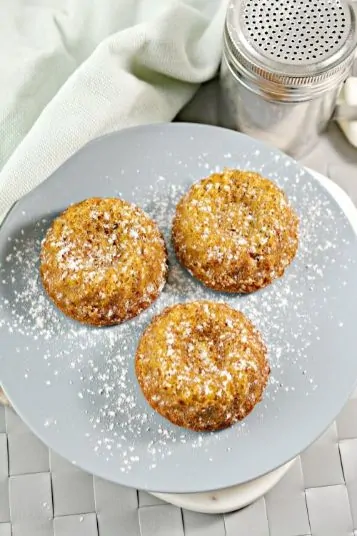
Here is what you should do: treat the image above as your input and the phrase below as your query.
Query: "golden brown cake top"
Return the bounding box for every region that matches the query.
[172,169,299,292]
[40,197,167,325]
[136,301,269,430]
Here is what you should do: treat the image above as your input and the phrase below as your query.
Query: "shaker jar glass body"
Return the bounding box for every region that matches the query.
[220,0,357,158]
[219,55,345,158]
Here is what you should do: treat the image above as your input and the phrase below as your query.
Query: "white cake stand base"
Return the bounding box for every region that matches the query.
[150,170,357,515]
[152,459,294,514]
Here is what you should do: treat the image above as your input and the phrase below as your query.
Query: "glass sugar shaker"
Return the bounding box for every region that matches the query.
[219,0,357,157]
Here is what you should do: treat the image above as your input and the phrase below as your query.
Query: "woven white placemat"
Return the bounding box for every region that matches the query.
[0,398,356,536]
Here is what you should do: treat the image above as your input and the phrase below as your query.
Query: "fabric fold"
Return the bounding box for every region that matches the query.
[0,0,227,220]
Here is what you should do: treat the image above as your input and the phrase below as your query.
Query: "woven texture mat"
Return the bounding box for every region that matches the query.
[0,391,356,536]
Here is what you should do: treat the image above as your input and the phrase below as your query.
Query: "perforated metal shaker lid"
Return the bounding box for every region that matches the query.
[225,0,357,88]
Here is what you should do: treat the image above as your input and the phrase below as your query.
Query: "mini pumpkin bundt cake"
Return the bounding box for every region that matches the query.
[40,197,167,326]
[172,169,299,293]
[135,301,270,432]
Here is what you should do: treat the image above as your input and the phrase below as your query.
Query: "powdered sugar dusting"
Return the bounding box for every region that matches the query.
[0,145,356,482]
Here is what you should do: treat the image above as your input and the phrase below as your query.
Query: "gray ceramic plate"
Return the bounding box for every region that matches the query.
[0,124,357,493]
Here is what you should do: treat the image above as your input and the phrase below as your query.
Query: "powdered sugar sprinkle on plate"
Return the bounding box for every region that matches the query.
[0,132,356,489]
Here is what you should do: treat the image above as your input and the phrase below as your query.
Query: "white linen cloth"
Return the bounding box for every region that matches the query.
[0,0,227,222]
